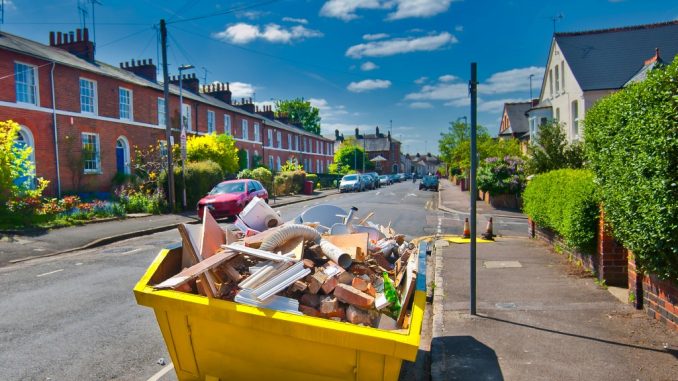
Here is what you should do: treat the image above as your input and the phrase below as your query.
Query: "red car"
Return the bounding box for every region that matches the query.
[197,179,268,220]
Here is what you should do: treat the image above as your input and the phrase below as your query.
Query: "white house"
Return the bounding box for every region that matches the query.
[529,20,678,143]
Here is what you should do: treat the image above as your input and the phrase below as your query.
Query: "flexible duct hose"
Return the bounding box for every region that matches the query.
[259,224,321,252]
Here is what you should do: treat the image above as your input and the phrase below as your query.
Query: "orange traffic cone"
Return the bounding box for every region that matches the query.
[482,217,495,240]
[462,217,471,239]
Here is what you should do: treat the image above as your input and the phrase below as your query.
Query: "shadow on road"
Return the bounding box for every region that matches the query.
[432,335,504,381]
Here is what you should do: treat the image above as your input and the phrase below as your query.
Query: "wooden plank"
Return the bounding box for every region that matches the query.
[178,224,217,298]
[396,249,420,326]
[154,249,238,289]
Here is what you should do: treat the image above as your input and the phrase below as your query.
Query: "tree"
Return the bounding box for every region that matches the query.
[526,122,584,174]
[438,120,490,169]
[330,138,373,174]
[0,120,48,208]
[275,98,321,135]
[177,133,239,174]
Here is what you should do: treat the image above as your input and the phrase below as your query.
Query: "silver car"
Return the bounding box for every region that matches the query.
[339,174,364,192]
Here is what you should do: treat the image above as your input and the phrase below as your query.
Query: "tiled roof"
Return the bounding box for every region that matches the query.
[499,102,531,136]
[555,20,678,90]
[0,30,330,140]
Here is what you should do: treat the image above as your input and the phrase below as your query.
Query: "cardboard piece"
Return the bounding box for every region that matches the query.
[200,208,226,259]
[396,248,419,326]
[322,233,368,262]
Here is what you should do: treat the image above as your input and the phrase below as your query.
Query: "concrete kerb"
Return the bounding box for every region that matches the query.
[8,191,340,265]
[430,242,446,381]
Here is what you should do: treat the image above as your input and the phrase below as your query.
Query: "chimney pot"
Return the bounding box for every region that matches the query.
[83,28,89,41]
[149,58,153,64]
[76,28,82,42]
[69,31,75,43]
[56,31,62,44]
[227,82,230,91]
[120,62,124,68]
[49,31,55,46]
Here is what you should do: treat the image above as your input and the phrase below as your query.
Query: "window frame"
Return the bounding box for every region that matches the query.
[79,77,98,115]
[242,119,249,140]
[224,114,232,135]
[276,131,282,149]
[157,97,166,126]
[81,132,101,174]
[207,110,216,133]
[287,134,292,149]
[254,122,260,142]
[571,100,579,140]
[14,61,39,105]
[181,103,192,131]
[267,129,273,147]
[118,87,133,120]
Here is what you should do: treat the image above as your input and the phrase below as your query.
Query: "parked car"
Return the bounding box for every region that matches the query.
[398,173,406,182]
[365,172,381,188]
[419,174,439,191]
[379,175,391,186]
[361,173,376,190]
[339,174,364,192]
[197,179,268,220]
[390,174,401,183]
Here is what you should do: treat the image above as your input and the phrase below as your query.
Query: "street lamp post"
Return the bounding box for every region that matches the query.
[178,64,194,210]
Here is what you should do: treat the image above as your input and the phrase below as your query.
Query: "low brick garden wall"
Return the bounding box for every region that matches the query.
[528,218,596,273]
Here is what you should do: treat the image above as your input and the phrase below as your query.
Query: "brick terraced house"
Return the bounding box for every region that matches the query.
[0,28,334,196]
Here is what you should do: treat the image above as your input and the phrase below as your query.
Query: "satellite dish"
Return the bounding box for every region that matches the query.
[296,204,348,229]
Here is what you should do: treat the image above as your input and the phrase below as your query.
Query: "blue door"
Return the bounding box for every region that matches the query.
[116,141,125,174]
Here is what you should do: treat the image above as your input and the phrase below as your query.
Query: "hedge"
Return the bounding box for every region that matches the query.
[584,57,678,281]
[238,167,273,191]
[163,160,223,209]
[522,169,599,251]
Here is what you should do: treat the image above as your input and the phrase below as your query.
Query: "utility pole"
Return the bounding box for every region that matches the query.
[178,64,194,210]
[160,19,175,211]
[469,62,478,316]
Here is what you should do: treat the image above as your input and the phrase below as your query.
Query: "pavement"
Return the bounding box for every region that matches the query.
[431,180,678,380]
[0,188,339,267]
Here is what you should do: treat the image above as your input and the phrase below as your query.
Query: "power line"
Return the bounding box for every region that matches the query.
[166,0,280,24]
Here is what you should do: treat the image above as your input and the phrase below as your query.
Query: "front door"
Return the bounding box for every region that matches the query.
[116,143,125,174]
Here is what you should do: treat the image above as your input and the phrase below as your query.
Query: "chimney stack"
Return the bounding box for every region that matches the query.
[169,73,200,94]
[49,28,95,62]
[201,81,232,104]
[235,97,255,113]
[120,58,157,82]
[355,128,360,138]
[256,104,275,120]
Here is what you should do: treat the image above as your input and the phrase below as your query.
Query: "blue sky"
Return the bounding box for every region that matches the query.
[3,0,677,154]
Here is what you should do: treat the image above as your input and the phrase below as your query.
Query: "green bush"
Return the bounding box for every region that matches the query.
[166,160,223,209]
[584,57,678,280]
[251,167,273,191]
[280,170,306,194]
[523,169,599,251]
[273,173,292,195]
[237,169,253,180]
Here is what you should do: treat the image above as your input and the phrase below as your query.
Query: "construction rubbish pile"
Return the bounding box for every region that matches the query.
[153,197,421,330]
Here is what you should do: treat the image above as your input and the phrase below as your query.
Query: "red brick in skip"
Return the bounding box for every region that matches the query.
[333,284,374,309]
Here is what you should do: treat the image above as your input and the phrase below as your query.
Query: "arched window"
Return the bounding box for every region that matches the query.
[116,136,131,175]
[14,125,36,188]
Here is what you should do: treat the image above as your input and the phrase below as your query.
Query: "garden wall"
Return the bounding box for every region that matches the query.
[629,255,678,331]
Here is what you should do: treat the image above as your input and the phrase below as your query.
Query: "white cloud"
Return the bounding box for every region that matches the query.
[227,82,256,98]
[323,122,376,138]
[320,0,452,21]
[438,74,457,82]
[405,81,468,101]
[387,0,454,20]
[309,98,349,121]
[238,11,267,20]
[360,61,379,71]
[346,32,457,58]
[282,17,309,24]
[320,0,386,21]
[414,76,429,84]
[347,79,392,92]
[479,66,544,95]
[409,102,434,109]
[363,33,389,40]
[213,23,323,44]
[455,25,464,32]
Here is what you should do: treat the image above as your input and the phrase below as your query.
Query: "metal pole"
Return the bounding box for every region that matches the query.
[179,73,187,210]
[160,19,175,211]
[470,62,478,315]
[362,138,365,173]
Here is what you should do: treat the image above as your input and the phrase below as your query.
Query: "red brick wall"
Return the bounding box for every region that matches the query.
[597,211,628,287]
[531,222,597,273]
[642,273,678,331]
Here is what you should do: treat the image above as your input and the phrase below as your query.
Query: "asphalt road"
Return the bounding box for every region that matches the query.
[0,181,440,381]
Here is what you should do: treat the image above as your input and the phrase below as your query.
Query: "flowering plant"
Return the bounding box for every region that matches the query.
[477,156,526,195]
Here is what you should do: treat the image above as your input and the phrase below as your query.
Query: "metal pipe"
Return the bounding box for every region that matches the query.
[50,61,61,197]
